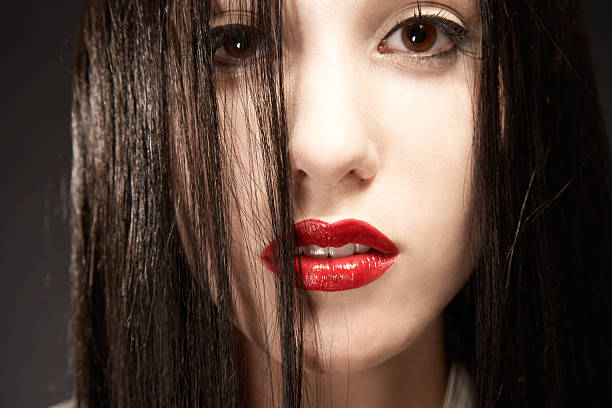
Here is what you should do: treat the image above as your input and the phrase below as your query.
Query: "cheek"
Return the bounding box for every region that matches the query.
[374,61,475,258]
[380,62,476,267]
[217,89,288,358]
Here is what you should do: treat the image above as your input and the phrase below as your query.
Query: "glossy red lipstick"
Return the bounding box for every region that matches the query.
[261,219,398,291]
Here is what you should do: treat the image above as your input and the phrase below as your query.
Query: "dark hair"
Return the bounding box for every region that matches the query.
[70,0,610,406]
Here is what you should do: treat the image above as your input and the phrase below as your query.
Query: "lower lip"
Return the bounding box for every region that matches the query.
[262,252,398,292]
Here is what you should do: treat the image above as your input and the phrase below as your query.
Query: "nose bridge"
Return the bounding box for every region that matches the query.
[289,46,378,190]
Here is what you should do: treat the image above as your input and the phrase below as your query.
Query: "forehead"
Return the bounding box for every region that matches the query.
[213,0,477,20]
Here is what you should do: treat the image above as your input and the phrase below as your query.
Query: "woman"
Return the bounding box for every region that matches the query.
[68,0,610,406]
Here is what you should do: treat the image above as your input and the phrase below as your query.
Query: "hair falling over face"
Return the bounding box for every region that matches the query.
[70,0,611,407]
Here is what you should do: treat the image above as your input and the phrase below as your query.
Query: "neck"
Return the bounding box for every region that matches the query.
[239,315,448,408]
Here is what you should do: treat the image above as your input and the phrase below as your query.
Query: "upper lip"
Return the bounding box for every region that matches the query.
[294,218,398,254]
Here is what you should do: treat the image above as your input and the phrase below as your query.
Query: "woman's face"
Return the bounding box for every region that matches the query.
[205,0,479,372]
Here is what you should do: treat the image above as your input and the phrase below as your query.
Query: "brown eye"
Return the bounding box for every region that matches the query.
[224,29,258,58]
[378,18,457,58]
[401,23,437,52]
[213,25,260,64]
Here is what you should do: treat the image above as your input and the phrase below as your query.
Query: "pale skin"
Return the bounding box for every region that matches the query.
[189,0,480,406]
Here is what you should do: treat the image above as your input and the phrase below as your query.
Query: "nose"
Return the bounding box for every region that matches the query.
[289,52,380,191]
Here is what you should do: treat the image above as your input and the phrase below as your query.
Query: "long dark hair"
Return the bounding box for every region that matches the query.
[70,0,610,406]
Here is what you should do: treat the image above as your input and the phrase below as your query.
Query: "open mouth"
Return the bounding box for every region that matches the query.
[261,219,399,292]
[296,242,374,258]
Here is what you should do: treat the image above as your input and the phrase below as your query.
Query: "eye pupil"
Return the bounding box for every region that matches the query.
[224,29,258,59]
[402,23,437,52]
[410,24,427,43]
[232,33,249,50]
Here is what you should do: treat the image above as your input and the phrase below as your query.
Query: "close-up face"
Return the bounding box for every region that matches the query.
[180,0,481,373]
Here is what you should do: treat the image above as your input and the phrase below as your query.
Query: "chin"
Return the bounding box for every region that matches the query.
[302,334,410,374]
[300,306,441,374]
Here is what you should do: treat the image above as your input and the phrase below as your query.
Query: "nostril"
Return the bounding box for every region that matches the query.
[289,126,380,190]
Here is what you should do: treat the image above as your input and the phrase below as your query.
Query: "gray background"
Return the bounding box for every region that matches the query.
[1,1,610,407]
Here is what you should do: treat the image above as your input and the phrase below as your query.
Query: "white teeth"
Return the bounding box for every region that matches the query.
[328,243,355,258]
[355,243,371,254]
[297,243,371,258]
[306,244,329,259]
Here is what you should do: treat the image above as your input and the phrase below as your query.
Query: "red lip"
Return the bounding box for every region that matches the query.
[261,219,398,292]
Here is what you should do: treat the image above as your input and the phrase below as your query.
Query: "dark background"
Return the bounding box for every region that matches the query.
[1,1,610,407]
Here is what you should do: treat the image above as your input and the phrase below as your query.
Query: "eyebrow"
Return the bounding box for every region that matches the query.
[211,0,476,25]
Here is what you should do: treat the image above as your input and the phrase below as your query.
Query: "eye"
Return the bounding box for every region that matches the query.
[378,19,458,57]
[212,24,260,65]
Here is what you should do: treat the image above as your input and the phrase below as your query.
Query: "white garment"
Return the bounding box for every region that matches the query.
[442,362,475,408]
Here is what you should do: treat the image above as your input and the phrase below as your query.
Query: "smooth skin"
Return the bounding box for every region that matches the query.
[191,1,480,406]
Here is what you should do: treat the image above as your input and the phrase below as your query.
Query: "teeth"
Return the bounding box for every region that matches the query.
[355,243,371,254]
[297,243,371,258]
[306,244,329,259]
[328,243,355,258]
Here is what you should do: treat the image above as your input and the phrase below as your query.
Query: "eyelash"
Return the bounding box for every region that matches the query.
[210,12,471,68]
[380,14,470,60]
[211,24,263,66]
